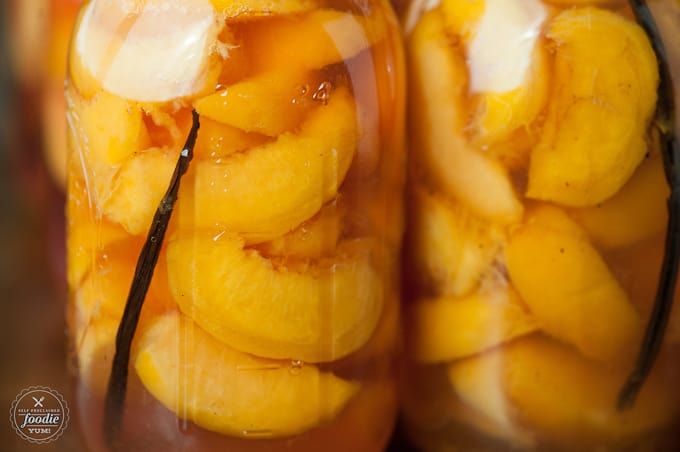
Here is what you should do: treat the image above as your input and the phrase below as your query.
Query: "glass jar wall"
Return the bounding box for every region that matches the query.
[65,0,405,450]
[400,0,680,450]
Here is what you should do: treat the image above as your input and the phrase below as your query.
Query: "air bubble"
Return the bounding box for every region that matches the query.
[312,81,333,105]
[289,359,304,375]
[292,84,310,105]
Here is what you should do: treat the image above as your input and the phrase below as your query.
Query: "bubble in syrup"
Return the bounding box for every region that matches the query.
[289,359,304,375]
[313,81,333,105]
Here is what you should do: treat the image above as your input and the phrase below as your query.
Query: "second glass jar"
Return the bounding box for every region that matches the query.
[400,0,680,450]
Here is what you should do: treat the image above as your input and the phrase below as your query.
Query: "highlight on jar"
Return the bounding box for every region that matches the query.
[65,0,406,450]
[400,0,680,450]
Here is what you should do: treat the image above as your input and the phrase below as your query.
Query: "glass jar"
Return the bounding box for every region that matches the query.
[65,0,405,450]
[400,0,680,450]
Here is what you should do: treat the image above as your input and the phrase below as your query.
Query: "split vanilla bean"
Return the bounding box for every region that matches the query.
[103,110,200,445]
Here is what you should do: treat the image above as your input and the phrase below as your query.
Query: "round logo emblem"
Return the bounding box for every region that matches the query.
[9,386,70,444]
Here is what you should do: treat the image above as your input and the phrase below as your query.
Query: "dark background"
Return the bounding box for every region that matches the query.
[0,3,82,450]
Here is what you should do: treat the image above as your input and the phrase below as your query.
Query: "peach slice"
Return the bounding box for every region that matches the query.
[67,86,151,225]
[101,147,179,235]
[440,0,549,146]
[256,200,345,259]
[68,86,150,167]
[469,44,549,147]
[73,0,220,102]
[527,7,658,207]
[571,151,668,249]
[66,173,131,288]
[409,284,537,363]
[408,9,523,224]
[448,335,680,445]
[73,246,174,395]
[440,0,485,41]
[166,232,382,363]
[73,245,172,334]
[194,70,319,137]
[243,9,385,74]
[210,0,317,19]
[194,118,270,160]
[181,87,356,243]
[407,185,506,297]
[135,312,359,437]
[505,205,642,363]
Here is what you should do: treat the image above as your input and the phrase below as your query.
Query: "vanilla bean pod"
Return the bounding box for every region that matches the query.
[103,110,200,444]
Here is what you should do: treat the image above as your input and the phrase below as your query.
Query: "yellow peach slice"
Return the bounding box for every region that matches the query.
[441,0,549,146]
[66,173,131,288]
[194,70,318,137]
[194,118,271,160]
[135,312,359,437]
[440,0,484,41]
[527,7,658,207]
[167,233,383,362]
[448,335,680,444]
[571,152,668,248]
[69,87,150,167]
[469,44,549,147]
[101,147,179,235]
[243,10,385,74]
[407,185,506,297]
[210,0,317,19]
[181,87,356,243]
[73,245,172,333]
[408,9,523,224]
[73,248,174,395]
[505,205,642,363]
[409,284,537,363]
[67,86,151,222]
[256,200,345,259]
